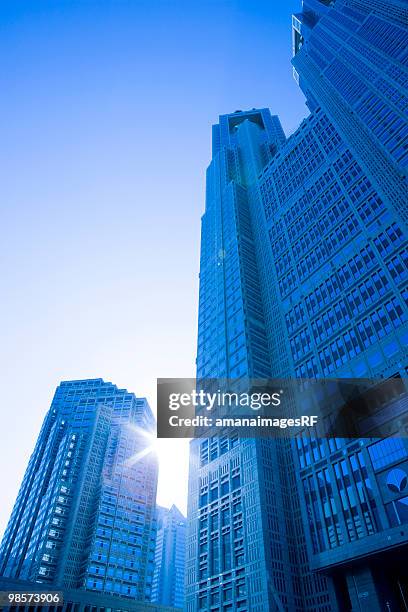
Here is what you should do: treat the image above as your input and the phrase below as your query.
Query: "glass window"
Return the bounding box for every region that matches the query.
[368,438,407,470]
[386,496,408,527]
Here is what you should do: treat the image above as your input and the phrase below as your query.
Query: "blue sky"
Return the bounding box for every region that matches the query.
[0,0,308,533]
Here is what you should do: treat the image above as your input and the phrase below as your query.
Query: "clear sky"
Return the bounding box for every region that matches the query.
[0,0,308,536]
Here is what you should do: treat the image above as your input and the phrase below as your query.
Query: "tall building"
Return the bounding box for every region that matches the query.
[187,0,408,610]
[152,505,186,609]
[285,0,408,608]
[0,379,158,603]
[187,108,333,612]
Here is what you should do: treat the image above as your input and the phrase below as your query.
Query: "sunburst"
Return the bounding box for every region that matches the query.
[122,423,159,468]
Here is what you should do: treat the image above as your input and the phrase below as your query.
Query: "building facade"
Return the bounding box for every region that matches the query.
[152,505,186,609]
[285,0,408,608]
[187,0,408,610]
[0,379,158,604]
[187,107,335,612]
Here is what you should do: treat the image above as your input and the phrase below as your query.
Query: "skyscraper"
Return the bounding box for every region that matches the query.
[0,379,158,603]
[152,505,186,609]
[286,0,408,608]
[187,108,334,612]
[187,0,408,610]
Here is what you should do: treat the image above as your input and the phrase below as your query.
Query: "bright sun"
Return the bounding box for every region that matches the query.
[123,423,190,514]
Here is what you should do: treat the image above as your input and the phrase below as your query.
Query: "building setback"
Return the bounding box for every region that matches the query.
[0,379,158,603]
[187,0,407,610]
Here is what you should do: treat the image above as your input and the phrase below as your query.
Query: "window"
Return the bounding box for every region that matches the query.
[386,496,408,527]
[368,438,408,470]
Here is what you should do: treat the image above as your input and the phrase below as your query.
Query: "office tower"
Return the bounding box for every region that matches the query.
[187,0,408,609]
[285,0,407,608]
[187,108,331,612]
[0,379,158,603]
[152,505,186,609]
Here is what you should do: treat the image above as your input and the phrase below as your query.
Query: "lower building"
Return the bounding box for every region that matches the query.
[152,506,186,609]
[0,379,158,603]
